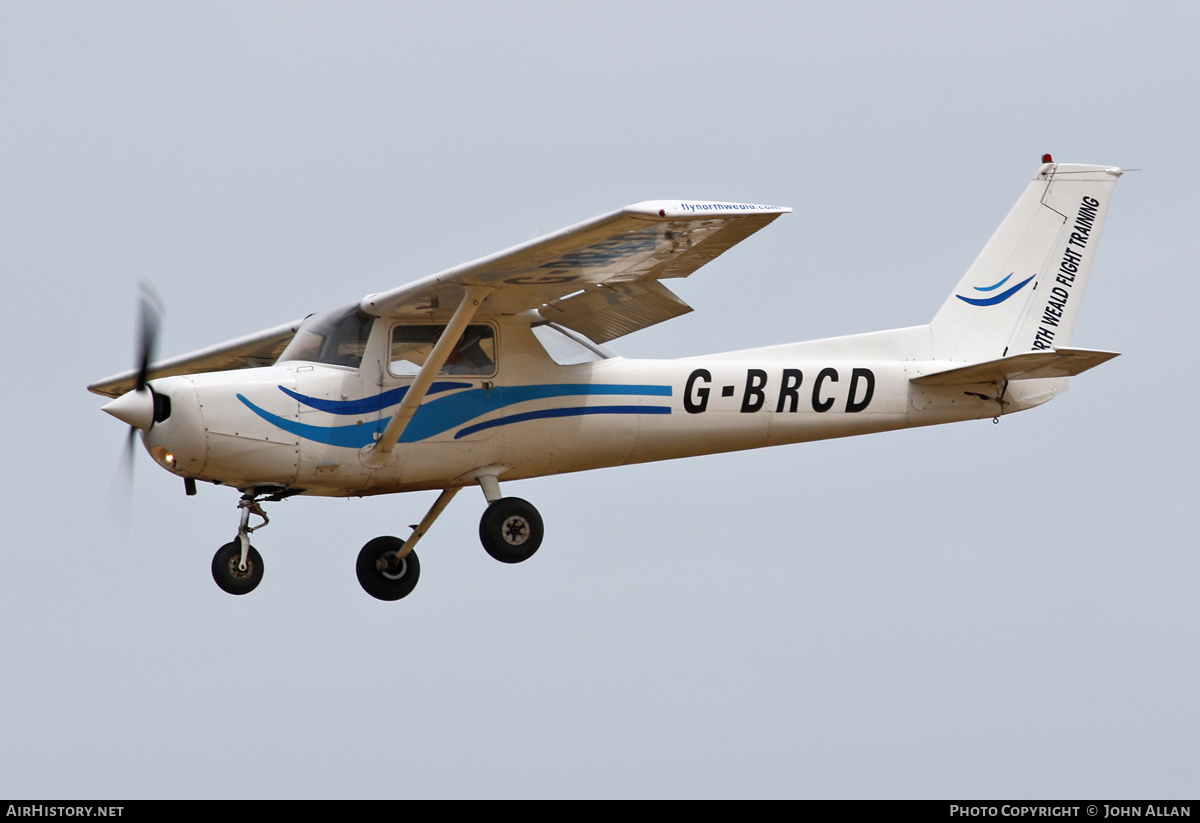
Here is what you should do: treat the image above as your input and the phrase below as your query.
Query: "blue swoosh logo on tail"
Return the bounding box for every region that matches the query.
[972,273,1012,292]
[955,273,1036,306]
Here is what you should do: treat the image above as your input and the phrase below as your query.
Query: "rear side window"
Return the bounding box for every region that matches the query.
[531,322,614,365]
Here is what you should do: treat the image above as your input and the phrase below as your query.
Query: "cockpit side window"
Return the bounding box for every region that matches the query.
[277,303,374,368]
[390,324,496,377]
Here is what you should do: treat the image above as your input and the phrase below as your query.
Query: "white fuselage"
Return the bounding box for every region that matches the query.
[141,316,1060,497]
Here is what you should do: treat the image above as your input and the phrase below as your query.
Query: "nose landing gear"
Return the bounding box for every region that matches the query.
[212,540,264,595]
[211,491,272,596]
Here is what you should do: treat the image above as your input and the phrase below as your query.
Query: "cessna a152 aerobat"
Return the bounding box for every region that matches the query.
[91,157,1122,600]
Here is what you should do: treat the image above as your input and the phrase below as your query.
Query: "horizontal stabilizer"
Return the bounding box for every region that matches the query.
[911,347,1119,386]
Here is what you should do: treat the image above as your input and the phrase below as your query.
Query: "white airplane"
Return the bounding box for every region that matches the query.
[91,157,1122,600]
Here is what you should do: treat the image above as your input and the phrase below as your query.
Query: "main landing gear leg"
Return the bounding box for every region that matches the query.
[356,487,460,601]
[212,493,270,595]
[471,472,543,565]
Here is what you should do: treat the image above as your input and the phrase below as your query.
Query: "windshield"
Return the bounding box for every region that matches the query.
[277,303,374,368]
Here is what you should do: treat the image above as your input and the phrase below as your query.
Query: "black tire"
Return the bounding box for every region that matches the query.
[356,536,420,601]
[212,540,264,595]
[479,497,543,564]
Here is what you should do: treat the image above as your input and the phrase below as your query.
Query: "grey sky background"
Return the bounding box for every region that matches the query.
[2,1,1196,798]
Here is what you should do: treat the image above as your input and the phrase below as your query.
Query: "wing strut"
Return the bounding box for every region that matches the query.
[360,285,491,468]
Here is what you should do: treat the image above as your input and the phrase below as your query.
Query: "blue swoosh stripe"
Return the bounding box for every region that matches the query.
[973,272,1013,292]
[455,405,671,439]
[238,383,674,447]
[278,381,470,415]
[238,394,382,448]
[403,384,671,441]
[955,274,1036,306]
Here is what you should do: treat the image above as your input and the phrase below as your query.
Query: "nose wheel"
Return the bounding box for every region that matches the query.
[212,540,264,595]
[211,490,273,595]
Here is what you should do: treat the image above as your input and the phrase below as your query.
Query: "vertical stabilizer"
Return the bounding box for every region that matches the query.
[929,162,1122,362]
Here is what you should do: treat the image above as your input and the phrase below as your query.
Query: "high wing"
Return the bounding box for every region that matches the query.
[89,200,789,397]
[360,200,790,341]
[88,319,303,398]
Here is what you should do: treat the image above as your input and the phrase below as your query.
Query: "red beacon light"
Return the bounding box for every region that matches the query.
[1042,153,1054,163]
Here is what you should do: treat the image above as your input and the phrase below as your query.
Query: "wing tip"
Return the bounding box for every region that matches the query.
[626,200,792,219]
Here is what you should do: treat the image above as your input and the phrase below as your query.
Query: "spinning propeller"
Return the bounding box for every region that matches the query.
[104,283,165,486]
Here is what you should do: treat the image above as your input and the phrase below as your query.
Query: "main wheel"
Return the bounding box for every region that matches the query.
[479,497,543,564]
[212,540,264,595]
[356,536,420,601]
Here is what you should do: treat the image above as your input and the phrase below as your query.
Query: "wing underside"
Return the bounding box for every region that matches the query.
[360,201,790,341]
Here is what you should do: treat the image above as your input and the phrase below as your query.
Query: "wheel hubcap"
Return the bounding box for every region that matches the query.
[227,557,254,580]
[378,551,409,580]
[501,515,529,546]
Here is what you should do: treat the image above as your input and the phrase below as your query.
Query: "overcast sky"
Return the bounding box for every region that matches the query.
[2,1,1196,799]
